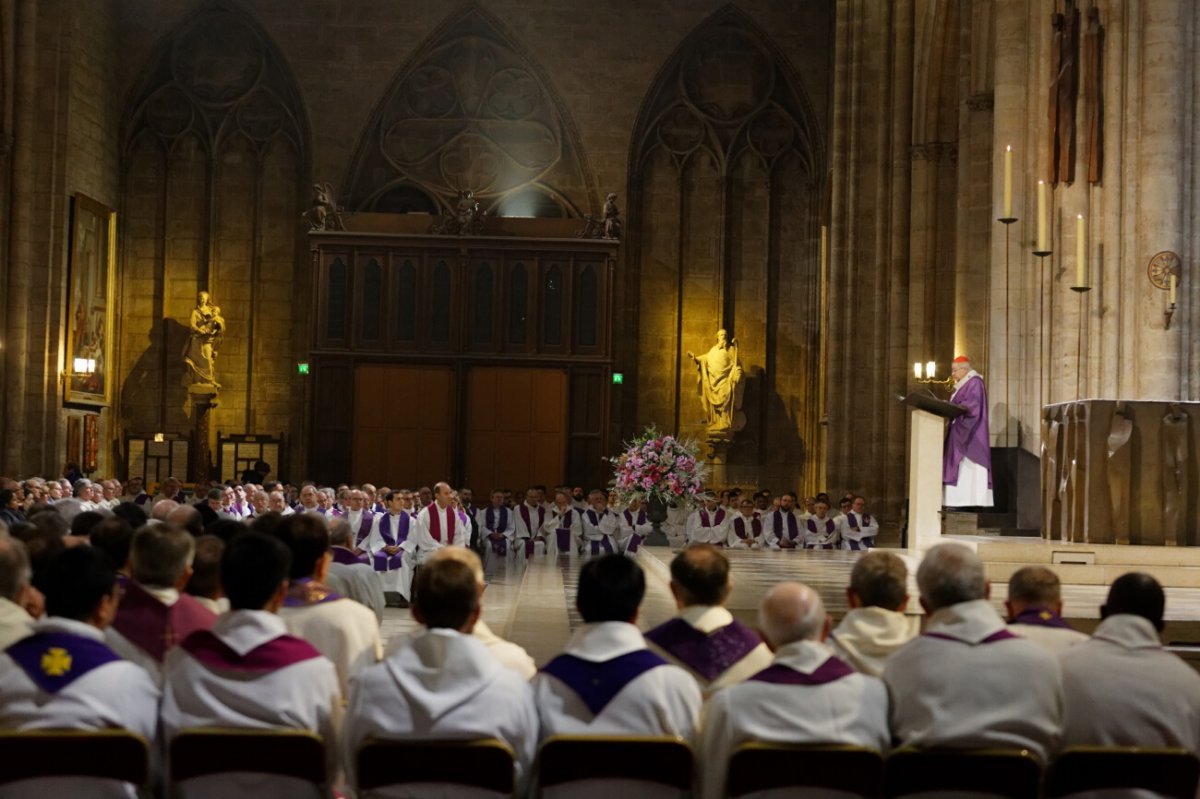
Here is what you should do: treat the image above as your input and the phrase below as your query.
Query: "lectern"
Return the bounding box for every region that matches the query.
[902,393,966,555]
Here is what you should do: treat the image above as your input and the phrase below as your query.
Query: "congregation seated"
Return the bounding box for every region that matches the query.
[686,497,729,547]
[644,544,771,696]
[698,582,889,799]
[275,513,381,697]
[1060,572,1200,750]
[427,546,537,678]
[764,491,802,549]
[325,518,385,623]
[365,489,417,604]
[840,495,878,549]
[343,557,538,793]
[106,524,217,686]
[0,547,158,795]
[883,543,1063,761]
[161,531,340,797]
[577,489,620,557]
[1004,565,1088,653]
[828,550,917,676]
[411,481,471,563]
[532,554,701,741]
[0,536,33,650]
[802,499,840,549]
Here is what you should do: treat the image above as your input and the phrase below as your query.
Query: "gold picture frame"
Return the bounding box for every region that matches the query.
[65,194,116,405]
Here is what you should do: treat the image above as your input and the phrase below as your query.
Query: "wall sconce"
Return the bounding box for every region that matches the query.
[913,361,954,389]
[72,357,97,375]
[153,432,165,443]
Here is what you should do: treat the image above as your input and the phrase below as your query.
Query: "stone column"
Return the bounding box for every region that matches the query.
[1134,0,1185,400]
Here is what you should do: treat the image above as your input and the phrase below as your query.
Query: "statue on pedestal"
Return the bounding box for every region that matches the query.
[434,189,487,236]
[303,182,345,231]
[183,291,225,390]
[687,328,745,442]
[578,192,623,240]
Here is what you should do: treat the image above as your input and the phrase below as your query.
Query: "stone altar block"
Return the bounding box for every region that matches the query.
[1043,399,1199,546]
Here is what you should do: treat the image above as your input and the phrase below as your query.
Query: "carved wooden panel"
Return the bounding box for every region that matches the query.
[343,7,595,218]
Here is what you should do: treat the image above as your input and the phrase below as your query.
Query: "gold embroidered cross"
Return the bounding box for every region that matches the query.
[41,647,72,676]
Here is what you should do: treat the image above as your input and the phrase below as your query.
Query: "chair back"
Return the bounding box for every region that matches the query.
[169,728,326,785]
[884,748,1041,798]
[0,729,148,786]
[1046,746,1200,799]
[356,738,514,794]
[537,735,692,791]
[727,742,883,798]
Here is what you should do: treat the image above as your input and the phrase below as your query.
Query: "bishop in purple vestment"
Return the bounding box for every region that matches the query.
[943,356,994,508]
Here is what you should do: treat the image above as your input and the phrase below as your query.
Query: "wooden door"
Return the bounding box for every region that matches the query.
[353,364,454,487]
[465,367,567,495]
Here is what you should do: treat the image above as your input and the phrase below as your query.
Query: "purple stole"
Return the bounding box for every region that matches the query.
[1010,607,1074,630]
[552,509,573,552]
[484,507,509,555]
[585,510,615,555]
[773,510,799,543]
[180,629,322,673]
[426,504,457,543]
[645,618,763,681]
[518,504,545,537]
[282,578,342,608]
[923,628,1018,644]
[330,546,362,566]
[374,513,409,571]
[540,650,667,715]
[734,514,762,540]
[622,509,647,552]
[111,581,216,661]
[699,509,727,527]
[844,512,875,550]
[354,512,375,549]
[6,631,121,693]
[750,655,856,686]
[805,517,837,549]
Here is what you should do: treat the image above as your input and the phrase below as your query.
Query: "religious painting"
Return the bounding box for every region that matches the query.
[66,416,82,468]
[65,194,116,405]
[83,413,100,473]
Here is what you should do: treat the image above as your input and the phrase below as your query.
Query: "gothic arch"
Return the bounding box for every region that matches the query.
[117,2,310,474]
[342,4,597,217]
[622,5,824,487]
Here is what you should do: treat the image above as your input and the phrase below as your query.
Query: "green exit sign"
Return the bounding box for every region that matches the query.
[612,372,624,385]
[297,361,310,376]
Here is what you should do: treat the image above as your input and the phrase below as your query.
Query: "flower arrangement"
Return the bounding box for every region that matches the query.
[608,425,708,507]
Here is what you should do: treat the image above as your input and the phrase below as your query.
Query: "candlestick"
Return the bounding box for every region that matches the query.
[1036,180,1048,253]
[1002,146,1013,220]
[1076,214,1086,287]
[1170,273,1177,305]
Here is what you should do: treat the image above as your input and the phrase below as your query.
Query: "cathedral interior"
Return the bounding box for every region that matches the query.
[0,0,1197,542]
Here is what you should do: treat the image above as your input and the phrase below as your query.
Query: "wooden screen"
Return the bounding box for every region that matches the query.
[352,364,454,487]
[465,367,567,495]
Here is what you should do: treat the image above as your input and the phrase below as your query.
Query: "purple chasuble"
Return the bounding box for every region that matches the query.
[773,510,799,542]
[6,632,121,694]
[750,655,855,686]
[330,546,362,566]
[180,629,322,673]
[923,628,1017,644]
[111,581,216,661]
[645,617,763,681]
[943,373,993,487]
[283,578,342,608]
[1009,607,1074,630]
[540,649,667,715]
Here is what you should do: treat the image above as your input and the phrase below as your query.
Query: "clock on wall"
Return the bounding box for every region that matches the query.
[1148,251,1181,290]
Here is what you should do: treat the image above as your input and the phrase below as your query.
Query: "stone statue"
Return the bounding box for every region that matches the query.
[1105,402,1133,543]
[183,290,225,389]
[303,182,345,231]
[687,329,745,439]
[1163,404,1190,546]
[578,192,623,240]
[434,189,486,235]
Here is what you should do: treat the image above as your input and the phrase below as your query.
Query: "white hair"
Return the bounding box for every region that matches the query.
[917,543,986,611]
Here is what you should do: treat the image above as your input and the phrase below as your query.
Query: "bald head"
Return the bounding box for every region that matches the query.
[150,499,179,521]
[917,543,986,613]
[670,543,731,608]
[758,582,828,648]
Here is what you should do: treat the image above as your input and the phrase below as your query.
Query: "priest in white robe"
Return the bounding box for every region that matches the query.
[763,492,803,549]
[364,490,417,601]
[477,489,515,559]
[727,498,764,548]
[685,498,729,546]
[512,488,549,558]
[411,483,470,564]
[840,495,879,550]
[616,497,654,555]
[541,489,582,555]
[578,490,620,557]
[801,500,841,549]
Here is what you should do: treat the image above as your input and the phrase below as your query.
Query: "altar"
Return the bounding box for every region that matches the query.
[1042,399,1199,546]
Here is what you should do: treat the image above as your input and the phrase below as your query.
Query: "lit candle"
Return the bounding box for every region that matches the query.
[1170,274,1177,305]
[1037,180,1048,251]
[913,362,922,379]
[926,361,936,379]
[1076,214,1086,286]
[1003,145,1013,219]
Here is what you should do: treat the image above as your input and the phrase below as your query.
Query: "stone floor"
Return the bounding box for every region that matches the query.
[376,541,1200,666]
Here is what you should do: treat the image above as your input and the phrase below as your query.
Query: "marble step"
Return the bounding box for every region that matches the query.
[985,560,1200,588]
[976,540,1200,567]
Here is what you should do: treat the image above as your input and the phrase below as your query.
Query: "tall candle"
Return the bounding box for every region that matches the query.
[1003,145,1013,219]
[1037,180,1048,251]
[1076,214,1086,286]
[1170,274,1177,305]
